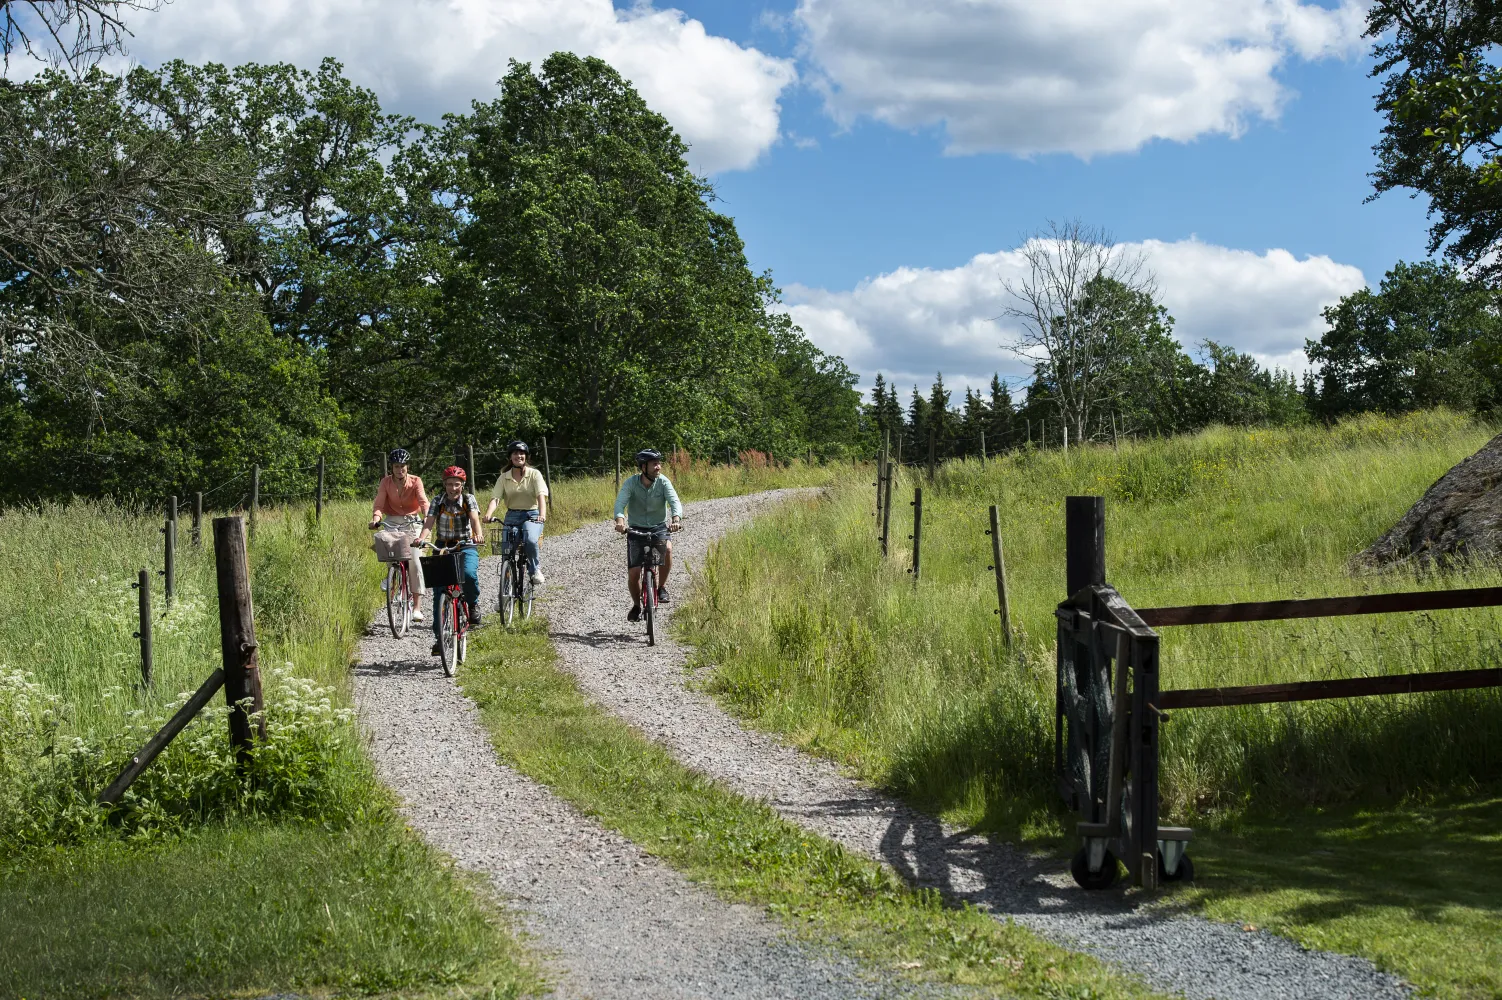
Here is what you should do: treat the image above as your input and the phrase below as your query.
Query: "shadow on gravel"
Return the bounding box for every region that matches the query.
[550,628,646,651]
[353,657,446,677]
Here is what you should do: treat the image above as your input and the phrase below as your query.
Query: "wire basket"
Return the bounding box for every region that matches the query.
[419,551,463,590]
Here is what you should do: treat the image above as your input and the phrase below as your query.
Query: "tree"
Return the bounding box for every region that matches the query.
[926,373,955,459]
[1307,260,1502,417]
[1005,220,1159,442]
[2,0,157,74]
[987,374,1015,451]
[1368,2,1502,281]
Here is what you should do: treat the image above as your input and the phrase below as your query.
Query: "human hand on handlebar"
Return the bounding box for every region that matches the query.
[615,521,627,534]
[368,519,382,530]
[669,520,683,533]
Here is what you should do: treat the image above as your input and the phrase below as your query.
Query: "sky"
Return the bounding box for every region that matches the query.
[96,0,1435,398]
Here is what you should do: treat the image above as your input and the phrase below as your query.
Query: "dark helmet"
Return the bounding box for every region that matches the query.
[388,448,410,465]
[635,448,662,466]
[506,440,530,456]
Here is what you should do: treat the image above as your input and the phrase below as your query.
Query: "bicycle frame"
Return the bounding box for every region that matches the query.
[490,514,538,625]
[416,539,481,675]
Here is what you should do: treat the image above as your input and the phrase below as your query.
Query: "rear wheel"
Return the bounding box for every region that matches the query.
[520,570,534,620]
[500,562,516,626]
[457,623,468,665]
[643,564,656,646]
[436,593,456,677]
[386,565,410,638]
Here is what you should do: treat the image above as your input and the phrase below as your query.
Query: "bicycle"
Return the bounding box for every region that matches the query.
[487,515,537,626]
[372,518,421,639]
[625,526,670,646]
[415,539,481,677]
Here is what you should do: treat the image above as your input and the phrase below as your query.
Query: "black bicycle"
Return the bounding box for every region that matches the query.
[488,515,537,627]
[625,526,671,645]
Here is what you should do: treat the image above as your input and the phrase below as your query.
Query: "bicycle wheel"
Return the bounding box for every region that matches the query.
[385,565,410,638]
[520,569,534,620]
[500,561,516,626]
[643,562,656,646]
[457,623,468,665]
[437,592,456,677]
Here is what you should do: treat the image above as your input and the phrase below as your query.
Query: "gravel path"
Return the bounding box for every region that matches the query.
[352,543,949,999]
[541,489,1414,1000]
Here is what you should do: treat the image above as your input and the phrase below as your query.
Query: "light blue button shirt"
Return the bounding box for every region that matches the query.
[614,473,683,527]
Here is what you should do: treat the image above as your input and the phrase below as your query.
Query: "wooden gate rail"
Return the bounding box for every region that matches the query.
[1158,668,1502,710]
[1136,586,1502,626]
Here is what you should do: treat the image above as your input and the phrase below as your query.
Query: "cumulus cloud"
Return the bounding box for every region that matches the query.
[795,0,1367,157]
[118,0,795,173]
[782,238,1366,396]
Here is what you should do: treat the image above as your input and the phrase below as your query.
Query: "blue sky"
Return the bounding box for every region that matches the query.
[103,0,1433,394]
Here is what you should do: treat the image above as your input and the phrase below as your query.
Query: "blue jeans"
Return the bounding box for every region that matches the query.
[433,546,480,642]
[502,509,544,577]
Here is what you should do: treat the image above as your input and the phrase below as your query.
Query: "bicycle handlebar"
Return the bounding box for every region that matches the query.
[414,539,482,555]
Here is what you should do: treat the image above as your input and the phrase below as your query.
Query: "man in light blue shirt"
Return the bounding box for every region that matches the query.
[614,448,683,621]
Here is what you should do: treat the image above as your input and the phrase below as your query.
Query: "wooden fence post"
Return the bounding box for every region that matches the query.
[131,568,152,687]
[192,492,203,546]
[927,427,936,480]
[214,516,264,765]
[466,443,475,491]
[1111,413,1119,452]
[383,450,389,480]
[908,487,923,581]
[542,436,553,499]
[987,504,1011,646]
[249,464,259,537]
[1130,630,1161,889]
[615,436,621,492]
[1063,423,1069,456]
[162,497,176,608]
[881,456,894,557]
[316,455,325,521]
[876,430,889,523]
[1065,495,1106,598]
[980,429,987,463]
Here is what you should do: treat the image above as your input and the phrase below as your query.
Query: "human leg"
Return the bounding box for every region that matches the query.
[460,547,481,612]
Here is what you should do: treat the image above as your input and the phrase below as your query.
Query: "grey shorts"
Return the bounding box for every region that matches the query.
[626,524,669,569]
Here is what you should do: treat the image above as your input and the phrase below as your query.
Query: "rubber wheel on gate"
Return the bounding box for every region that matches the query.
[1070,847,1119,890]
[500,563,516,627]
[1158,853,1194,884]
[386,565,410,638]
[436,593,456,677]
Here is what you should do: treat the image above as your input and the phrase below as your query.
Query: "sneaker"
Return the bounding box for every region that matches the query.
[411,609,424,623]
[530,572,546,585]
[656,585,670,604]
[431,642,442,656]
[467,603,483,628]
[627,604,642,623]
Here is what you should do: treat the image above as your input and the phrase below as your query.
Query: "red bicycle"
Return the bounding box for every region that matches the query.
[415,539,481,677]
[625,526,670,646]
[372,518,421,638]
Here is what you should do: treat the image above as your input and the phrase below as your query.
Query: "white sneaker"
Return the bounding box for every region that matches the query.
[411,609,425,623]
[530,572,546,585]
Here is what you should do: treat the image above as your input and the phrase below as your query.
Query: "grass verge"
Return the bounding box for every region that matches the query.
[458,617,1172,1000]
[0,498,538,999]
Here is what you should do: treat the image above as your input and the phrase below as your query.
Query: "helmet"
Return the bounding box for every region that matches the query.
[441,465,467,482]
[388,448,410,465]
[635,448,662,466]
[506,440,530,456]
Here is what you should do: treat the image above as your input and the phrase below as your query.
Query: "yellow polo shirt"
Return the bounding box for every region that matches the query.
[493,466,549,511]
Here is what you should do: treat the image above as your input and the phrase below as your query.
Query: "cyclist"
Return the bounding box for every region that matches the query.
[613,448,682,622]
[484,440,549,584]
[368,448,428,622]
[414,465,486,650]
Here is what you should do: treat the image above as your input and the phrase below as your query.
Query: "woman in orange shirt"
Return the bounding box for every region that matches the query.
[369,448,429,621]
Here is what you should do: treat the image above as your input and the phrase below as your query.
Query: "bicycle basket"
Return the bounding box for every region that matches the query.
[419,551,463,589]
[371,530,412,563]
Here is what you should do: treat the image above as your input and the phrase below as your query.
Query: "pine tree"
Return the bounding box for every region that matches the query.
[988,374,1015,451]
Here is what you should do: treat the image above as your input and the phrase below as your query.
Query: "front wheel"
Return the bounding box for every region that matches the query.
[500,562,516,627]
[386,565,410,638]
[643,567,656,646]
[436,593,456,677]
[520,571,534,620]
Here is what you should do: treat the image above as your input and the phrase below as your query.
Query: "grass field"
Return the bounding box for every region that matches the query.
[0,500,537,999]
[678,410,1502,999]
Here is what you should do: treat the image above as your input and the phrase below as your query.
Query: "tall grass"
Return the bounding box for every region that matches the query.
[680,410,1502,831]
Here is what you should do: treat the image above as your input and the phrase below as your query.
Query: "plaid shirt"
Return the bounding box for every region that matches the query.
[428,492,479,544]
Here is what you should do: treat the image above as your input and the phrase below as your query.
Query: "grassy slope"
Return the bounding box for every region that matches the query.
[0,500,537,999]
[458,618,1173,1000]
[678,411,1502,1000]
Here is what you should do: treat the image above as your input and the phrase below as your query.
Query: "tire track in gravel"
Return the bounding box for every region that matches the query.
[352,539,951,999]
[540,488,1414,1000]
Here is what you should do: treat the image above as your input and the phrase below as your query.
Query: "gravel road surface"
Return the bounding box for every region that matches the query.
[539,489,1413,1000]
[353,540,949,999]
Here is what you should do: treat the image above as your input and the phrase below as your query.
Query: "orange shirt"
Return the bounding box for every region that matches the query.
[373,473,428,517]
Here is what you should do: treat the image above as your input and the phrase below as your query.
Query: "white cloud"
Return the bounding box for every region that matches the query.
[794,0,1367,157]
[783,238,1366,396]
[117,0,795,173]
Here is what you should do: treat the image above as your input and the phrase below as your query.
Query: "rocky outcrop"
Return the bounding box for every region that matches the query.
[1357,431,1502,569]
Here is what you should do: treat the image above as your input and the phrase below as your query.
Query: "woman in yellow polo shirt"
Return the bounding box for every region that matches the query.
[484,440,549,584]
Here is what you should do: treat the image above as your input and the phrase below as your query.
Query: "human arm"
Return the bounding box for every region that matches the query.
[663,477,683,531]
[370,478,390,528]
[468,495,485,544]
[613,476,634,531]
[484,496,499,521]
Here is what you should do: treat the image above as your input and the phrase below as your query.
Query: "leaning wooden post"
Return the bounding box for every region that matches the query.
[131,568,152,687]
[214,516,264,765]
[315,455,325,521]
[98,667,226,805]
[881,455,894,557]
[162,496,177,608]
[192,492,203,547]
[908,487,923,582]
[987,504,1011,646]
[248,464,260,537]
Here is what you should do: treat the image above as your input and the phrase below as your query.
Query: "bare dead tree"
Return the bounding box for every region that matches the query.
[1,0,158,75]
[1003,219,1156,443]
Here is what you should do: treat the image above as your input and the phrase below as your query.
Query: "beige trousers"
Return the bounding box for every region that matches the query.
[382,514,426,595]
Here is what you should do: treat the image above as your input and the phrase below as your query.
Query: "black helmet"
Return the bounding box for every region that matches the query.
[506,440,529,456]
[635,448,662,466]
[388,448,410,465]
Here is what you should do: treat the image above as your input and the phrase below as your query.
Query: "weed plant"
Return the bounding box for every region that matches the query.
[680,410,1502,831]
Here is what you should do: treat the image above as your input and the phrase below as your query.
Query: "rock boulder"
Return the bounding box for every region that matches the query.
[1356,431,1502,569]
